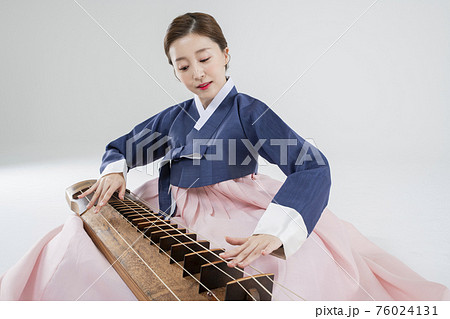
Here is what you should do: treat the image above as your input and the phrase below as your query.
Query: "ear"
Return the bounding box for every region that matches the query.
[224,47,230,64]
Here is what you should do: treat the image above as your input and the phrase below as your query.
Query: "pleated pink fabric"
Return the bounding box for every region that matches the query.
[1,173,449,300]
[0,215,137,301]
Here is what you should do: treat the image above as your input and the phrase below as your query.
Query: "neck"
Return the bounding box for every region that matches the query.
[199,76,228,110]
[201,99,212,110]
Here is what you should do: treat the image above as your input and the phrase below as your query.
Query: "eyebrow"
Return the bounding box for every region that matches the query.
[175,47,211,62]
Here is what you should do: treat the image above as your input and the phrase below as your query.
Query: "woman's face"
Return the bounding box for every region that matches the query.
[169,33,229,108]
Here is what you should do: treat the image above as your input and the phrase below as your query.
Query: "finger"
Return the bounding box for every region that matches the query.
[232,236,277,268]
[237,248,264,268]
[97,187,117,211]
[227,240,259,268]
[224,236,248,246]
[261,238,283,256]
[94,184,112,213]
[235,239,268,268]
[85,180,104,209]
[118,183,126,200]
[220,245,246,260]
[89,180,107,211]
[86,185,102,210]
[78,181,98,199]
[219,237,250,259]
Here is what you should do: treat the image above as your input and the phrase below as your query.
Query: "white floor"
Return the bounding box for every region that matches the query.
[0,157,449,292]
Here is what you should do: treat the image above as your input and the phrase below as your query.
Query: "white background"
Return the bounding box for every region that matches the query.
[1,0,449,292]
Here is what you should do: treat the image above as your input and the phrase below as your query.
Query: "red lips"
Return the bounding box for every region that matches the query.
[197,81,212,88]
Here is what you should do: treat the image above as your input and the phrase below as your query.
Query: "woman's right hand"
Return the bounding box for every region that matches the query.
[77,173,126,213]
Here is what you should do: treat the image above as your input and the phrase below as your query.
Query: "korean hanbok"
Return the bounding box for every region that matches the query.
[1,76,449,301]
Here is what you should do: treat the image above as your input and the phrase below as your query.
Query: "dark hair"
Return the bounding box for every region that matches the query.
[164,12,231,72]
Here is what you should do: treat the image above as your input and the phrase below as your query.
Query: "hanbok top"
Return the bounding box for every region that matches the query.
[99,76,332,259]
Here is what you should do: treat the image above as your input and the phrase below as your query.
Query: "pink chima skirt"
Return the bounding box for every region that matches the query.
[1,173,449,301]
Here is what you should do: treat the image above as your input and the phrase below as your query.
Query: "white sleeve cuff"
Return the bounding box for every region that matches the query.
[252,202,308,259]
[99,159,128,184]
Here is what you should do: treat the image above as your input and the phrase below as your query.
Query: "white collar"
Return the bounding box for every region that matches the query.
[193,76,235,130]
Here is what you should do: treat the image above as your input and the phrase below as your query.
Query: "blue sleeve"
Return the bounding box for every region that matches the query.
[239,98,332,236]
[100,107,176,175]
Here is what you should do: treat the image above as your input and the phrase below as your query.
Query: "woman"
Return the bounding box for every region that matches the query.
[1,12,449,301]
[84,18,331,269]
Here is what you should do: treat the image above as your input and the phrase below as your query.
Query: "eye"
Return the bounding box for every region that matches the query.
[178,57,210,71]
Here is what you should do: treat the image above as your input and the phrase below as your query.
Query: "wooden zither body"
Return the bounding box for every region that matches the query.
[65,179,275,301]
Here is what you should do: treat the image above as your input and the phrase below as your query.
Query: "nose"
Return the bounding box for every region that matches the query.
[192,62,205,80]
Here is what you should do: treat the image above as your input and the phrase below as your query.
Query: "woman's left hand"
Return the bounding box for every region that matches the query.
[219,234,283,268]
